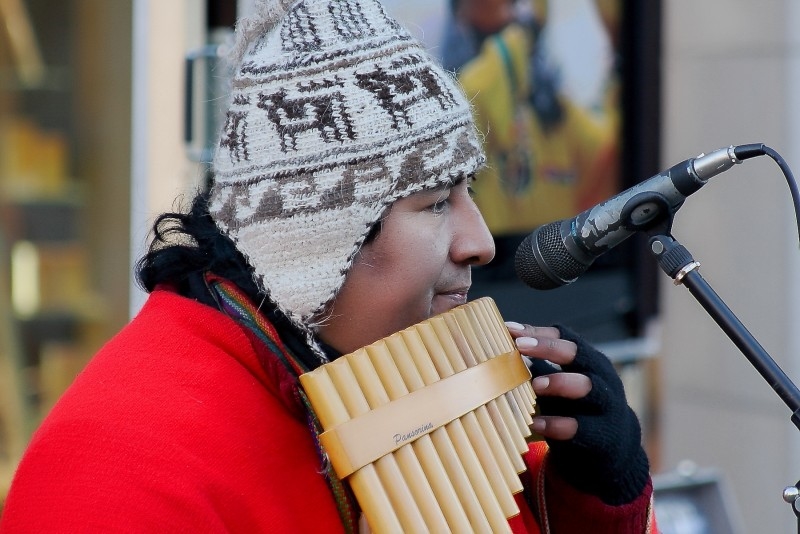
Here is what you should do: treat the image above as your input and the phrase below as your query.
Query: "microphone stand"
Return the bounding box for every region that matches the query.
[646,226,800,530]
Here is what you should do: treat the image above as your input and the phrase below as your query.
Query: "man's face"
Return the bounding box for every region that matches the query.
[317,179,495,355]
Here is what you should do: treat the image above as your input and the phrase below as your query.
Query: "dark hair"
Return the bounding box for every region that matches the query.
[135,190,261,303]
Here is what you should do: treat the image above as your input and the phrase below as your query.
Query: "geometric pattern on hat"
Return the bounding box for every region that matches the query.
[210,0,485,329]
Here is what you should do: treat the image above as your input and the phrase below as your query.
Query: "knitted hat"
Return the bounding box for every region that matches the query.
[209,0,485,331]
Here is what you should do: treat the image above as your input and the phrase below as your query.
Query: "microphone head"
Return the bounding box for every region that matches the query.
[514,221,590,290]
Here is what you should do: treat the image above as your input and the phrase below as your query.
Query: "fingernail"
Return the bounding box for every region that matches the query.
[531,418,545,433]
[532,376,549,390]
[515,337,538,349]
[505,321,525,331]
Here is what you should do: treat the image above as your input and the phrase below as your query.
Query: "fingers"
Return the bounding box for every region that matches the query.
[530,374,592,441]
[532,416,578,441]
[505,322,559,340]
[506,322,597,443]
[506,322,577,367]
[532,373,592,400]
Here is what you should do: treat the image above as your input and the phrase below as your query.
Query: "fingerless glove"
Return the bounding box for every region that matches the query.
[527,325,650,505]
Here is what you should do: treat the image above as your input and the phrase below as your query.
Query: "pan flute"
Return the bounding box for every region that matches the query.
[299,297,537,533]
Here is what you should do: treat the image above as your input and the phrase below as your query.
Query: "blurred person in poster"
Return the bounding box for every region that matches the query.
[441,0,621,278]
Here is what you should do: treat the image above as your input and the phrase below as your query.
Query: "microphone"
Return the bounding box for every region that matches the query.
[515,145,760,290]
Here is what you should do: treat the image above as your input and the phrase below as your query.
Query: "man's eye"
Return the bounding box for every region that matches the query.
[430,198,449,214]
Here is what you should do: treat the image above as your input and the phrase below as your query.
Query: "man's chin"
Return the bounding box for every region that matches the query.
[431,293,469,317]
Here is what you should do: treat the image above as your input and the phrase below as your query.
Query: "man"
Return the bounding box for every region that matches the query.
[1,0,655,531]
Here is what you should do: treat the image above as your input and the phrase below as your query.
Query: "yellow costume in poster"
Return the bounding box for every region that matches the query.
[458,23,619,236]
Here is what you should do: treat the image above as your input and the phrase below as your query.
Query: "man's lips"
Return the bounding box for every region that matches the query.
[435,287,470,305]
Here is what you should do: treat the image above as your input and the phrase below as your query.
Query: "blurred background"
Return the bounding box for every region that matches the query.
[1,0,799,532]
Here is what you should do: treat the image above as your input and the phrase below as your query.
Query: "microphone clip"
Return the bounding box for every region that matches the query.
[619,191,676,234]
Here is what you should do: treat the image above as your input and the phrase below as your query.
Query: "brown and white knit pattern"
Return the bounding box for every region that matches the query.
[210,0,485,332]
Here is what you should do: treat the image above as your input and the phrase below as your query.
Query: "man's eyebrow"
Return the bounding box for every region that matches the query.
[427,175,468,194]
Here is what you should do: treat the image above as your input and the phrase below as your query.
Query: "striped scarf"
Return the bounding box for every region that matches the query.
[204,273,359,533]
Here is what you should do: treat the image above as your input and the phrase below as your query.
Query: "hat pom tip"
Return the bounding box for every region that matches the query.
[227,0,296,67]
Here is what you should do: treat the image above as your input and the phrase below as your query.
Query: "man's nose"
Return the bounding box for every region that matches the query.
[452,200,496,266]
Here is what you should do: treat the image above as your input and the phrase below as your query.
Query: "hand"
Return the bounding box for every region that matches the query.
[503,323,589,441]
[505,321,650,505]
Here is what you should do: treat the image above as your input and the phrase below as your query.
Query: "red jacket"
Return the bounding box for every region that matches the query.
[1,290,655,532]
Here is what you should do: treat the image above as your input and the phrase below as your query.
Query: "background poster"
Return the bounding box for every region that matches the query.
[384,0,621,237]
